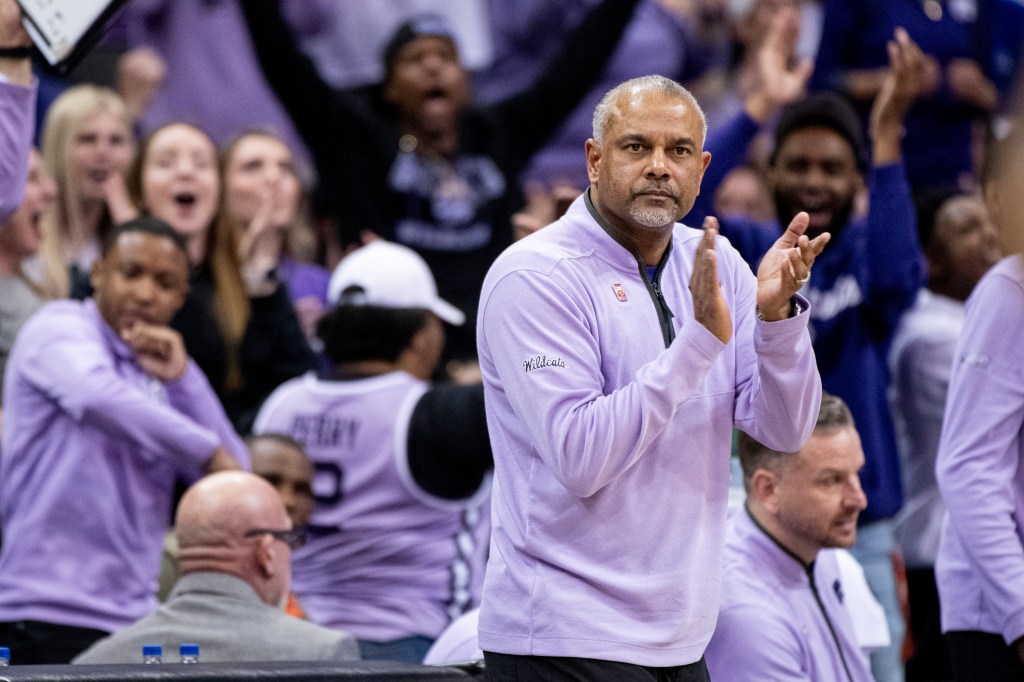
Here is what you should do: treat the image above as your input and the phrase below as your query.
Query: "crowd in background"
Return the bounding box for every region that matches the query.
[1,0,1023,680]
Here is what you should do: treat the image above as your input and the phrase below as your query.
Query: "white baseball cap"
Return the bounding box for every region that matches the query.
[327,240,466,326]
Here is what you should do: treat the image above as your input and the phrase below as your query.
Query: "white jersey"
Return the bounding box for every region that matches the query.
[254,371,490,642]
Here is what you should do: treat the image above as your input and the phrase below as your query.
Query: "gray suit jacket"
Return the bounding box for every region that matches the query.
[73,573,359,664]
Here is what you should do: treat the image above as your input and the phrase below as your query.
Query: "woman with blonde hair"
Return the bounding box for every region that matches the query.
[35,84,135,298]
[220,129,330,343]
[127,122,315,433]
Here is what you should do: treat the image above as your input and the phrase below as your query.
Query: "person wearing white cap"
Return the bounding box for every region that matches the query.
[253,240,492,663]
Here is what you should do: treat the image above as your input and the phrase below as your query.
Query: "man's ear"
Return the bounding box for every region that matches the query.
[585,139,602,186]
[256,534,276,578]
[750,468,781,515]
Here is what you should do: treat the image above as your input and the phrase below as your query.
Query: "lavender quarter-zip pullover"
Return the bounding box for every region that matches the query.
[936,255,1024,643]
[476,193,821,666]
[0,299,248,633]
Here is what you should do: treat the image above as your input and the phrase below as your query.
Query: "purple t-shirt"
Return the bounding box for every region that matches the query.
[0,299,248,632]
[0,77,35,223]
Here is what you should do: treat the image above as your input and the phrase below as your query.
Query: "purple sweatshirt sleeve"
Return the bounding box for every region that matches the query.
[165,363,250,469]
[936,266,1024,644]
[0,79,36,223]
[19,315,226,474]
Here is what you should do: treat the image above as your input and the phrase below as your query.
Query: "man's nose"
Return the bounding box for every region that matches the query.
[644,148,670,178]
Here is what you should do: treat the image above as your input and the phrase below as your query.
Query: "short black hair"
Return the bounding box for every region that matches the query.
[317,304,430,364]
[101,216,190,262]
[381,13,456,83]
[737,393,855,490]
[772,92,868,172]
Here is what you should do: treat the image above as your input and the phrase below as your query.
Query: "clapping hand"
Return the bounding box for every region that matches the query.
[755,212,830,321]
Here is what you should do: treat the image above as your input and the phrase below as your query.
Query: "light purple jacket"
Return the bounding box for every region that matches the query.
[0,299,248,633]
[0,78,35,223]
[936,255,1024,643]
[705,509,874,681]
[476,192,821,666]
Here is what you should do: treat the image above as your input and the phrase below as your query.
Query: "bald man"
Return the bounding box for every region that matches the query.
[74,472,359,663]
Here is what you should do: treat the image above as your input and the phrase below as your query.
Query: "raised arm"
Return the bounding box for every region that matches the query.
[0,0,34,222]
[863,29,926,319]
[490,0,643,171]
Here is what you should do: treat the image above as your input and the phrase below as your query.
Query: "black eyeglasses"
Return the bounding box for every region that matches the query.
[244,527,307,550]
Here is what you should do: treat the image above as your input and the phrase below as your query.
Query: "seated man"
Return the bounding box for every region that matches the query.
[254,240,493,663]
[0,217,247,663]
[705,393,874,681]
[249,432,315,618]
[74,471,358,663]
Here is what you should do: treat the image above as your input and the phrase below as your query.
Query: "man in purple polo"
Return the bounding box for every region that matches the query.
[0,217,247,663]
[705,393,874,681]
[476,74,827,680]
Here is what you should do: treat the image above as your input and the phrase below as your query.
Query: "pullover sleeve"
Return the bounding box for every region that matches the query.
[0,79,35,223]
[18,316,225,474]
[936,267,1024,644]
[165,363,250,470]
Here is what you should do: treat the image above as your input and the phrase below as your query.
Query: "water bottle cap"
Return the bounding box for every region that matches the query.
[180,644,199,656]
[0,646,9,658]
[142,645,162,656]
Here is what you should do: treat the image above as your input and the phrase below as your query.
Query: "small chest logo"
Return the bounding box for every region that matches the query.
[612,283,627,302]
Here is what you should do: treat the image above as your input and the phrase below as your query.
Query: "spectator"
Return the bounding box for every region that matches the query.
[476,0,730,190]
[34,85,134,299]
[254,241,493,663]
[249,432,316,620]
[812,0,1023,194]
[0,0,35,223]
[114,0,312,172]
[692,31,928,682]
[889,192,1001,681]
[0,217,246,663]
[220,130,329,344]
[935,125,1024,681]
[126,122,315,434]
[241,0,644,364]
[477,73,825,679]
[0,150,57,395]
[74,471,358,664]
[705,393,873,681]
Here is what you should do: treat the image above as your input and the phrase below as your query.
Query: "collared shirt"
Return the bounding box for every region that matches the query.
[0,299,248,632]
[937,255,1024,642]
[705,509,874,681]
[476,193,821,666]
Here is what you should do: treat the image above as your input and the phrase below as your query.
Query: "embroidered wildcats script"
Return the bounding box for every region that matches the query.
[524,355,566,373]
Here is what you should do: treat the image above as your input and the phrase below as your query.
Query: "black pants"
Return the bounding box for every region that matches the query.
[905,568,953,681]
[947,630,1024,681]
[0,620,109,664]
[484,651,711,682]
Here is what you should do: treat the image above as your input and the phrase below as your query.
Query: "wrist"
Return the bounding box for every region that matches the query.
[756,297,802,322]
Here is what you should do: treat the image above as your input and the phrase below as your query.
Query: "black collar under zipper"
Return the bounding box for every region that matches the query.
[745,505,856,682]
[584,189,676,348]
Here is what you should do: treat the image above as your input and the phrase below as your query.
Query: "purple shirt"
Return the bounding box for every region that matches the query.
[936,255,1024,642]
[705,510,875,681]
[475,193,821,666]
[254,371,491,642]
[0,299,248,633]
[0,78,36,223]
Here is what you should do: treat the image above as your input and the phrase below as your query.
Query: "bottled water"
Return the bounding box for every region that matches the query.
[180,643,199,664]
[0,646,9,666]
[142,644,162,664]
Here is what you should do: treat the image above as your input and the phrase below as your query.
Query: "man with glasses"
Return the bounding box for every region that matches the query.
[74,471,359,663]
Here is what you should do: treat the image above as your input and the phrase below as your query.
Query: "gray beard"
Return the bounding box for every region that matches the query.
[629,205,676,228]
